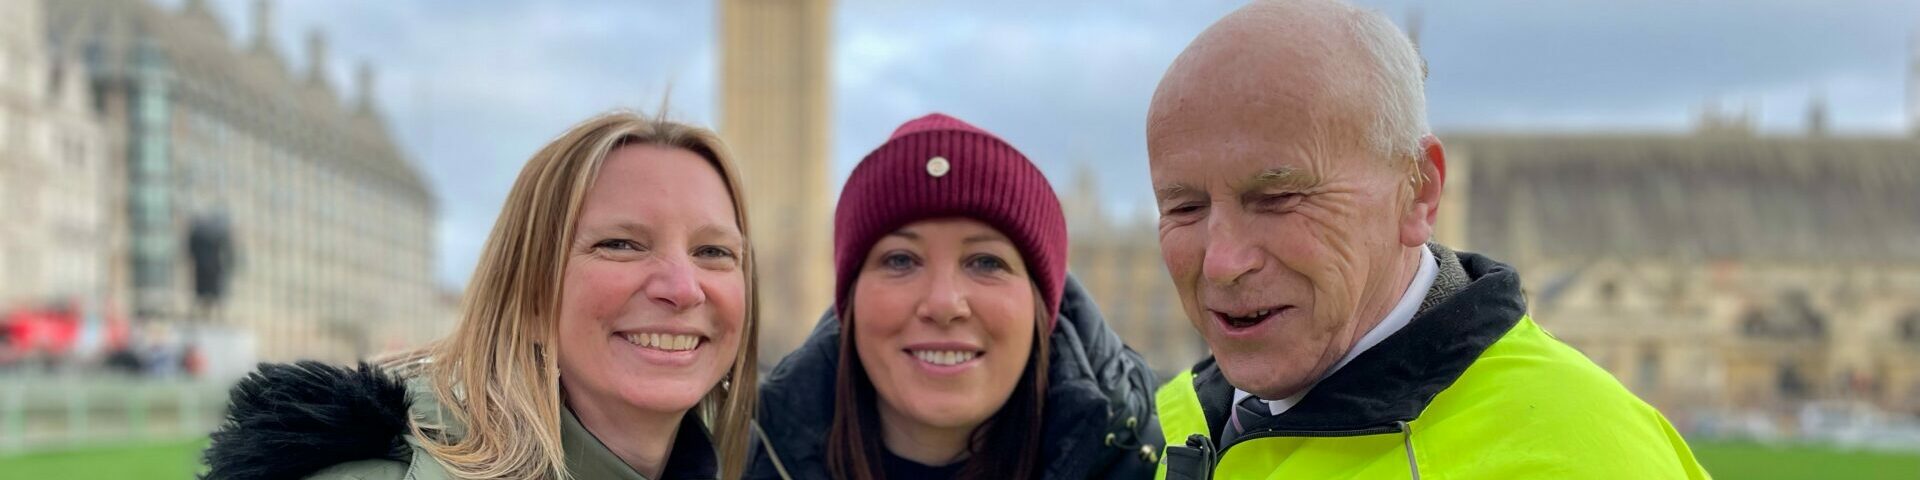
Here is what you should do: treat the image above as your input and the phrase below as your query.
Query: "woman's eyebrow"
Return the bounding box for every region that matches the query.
[962,233,1012,245]
[693,223,743,242]
[583,220,649,237]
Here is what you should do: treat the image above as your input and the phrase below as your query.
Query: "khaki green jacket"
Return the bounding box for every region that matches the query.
[312,379,718,480]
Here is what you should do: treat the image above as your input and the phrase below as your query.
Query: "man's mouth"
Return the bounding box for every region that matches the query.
[1211,307,1289,330]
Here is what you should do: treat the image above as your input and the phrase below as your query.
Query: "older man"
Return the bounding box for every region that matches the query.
[1146,1,1709,478]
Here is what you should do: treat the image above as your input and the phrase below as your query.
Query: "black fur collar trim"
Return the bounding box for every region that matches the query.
[203,361,414,480]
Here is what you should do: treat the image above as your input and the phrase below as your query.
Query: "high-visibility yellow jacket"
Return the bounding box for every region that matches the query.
[1156,250,1711,479]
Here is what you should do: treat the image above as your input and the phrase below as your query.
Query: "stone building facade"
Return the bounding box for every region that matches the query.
[45,0,443,362]
[0,0,113,315]
[1439,132,1920,417]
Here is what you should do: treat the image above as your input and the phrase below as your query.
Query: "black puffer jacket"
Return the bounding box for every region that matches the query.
[747,275,1163,479]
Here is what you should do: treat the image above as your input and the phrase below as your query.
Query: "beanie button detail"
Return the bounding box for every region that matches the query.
[926,156,951,177]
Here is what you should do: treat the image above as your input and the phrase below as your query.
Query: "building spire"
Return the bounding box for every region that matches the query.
[1405,6,1423,51]
[1909,29,1919,137]
[306,29,329,88]
[355,61,377,115]
[250,0,276,55]
[1405,7,1427,79]
[1808,87,1828,137]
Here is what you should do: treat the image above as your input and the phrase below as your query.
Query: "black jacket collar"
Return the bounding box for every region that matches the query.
[1190,249,1527,442]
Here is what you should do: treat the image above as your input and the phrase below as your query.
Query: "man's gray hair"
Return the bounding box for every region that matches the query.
[1346,7,1429,167]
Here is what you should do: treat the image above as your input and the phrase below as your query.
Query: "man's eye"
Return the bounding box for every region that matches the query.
[1255,194,1302,211]
[1164,203,1205,216]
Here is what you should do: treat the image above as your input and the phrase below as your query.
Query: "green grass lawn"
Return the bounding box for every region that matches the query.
[0,439,207,480]
[2,437,1917,479]
[1693,440,1920,479]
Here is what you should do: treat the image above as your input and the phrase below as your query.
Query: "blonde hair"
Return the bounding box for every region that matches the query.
[383,110,759,479]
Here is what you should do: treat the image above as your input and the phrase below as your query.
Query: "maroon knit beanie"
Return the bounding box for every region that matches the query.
[833,113,1069,330]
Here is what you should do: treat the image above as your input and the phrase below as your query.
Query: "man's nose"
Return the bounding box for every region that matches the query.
[1202,213,1264,287]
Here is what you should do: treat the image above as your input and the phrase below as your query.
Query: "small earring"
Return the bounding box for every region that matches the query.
[721,373,733,391]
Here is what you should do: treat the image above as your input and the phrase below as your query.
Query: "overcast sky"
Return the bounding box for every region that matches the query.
[162,0,1920,289]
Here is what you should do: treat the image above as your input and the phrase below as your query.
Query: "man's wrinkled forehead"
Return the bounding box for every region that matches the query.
[1148,126,1335,197]
[1147,0,1378,160]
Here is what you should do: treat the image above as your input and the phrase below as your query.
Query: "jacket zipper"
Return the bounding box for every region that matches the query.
[1220,423,1403,455]
[1207,422,1420,479]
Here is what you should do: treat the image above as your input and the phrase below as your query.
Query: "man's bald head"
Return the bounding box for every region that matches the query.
[1148,0,1427,164]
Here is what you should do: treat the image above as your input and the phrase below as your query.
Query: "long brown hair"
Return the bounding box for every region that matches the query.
[824,285,1050,480]
[381,110,759,479]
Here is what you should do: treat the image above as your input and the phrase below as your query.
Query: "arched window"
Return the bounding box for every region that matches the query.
[1776,361,1809,400]
[1741,291,1828,339]
[1780,290,1826,338]
[1741,308,1769,337]
[1898,311,1920,345]
[1599,280,1619,310]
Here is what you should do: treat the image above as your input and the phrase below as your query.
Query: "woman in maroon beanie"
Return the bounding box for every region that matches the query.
[746,113,1163,480]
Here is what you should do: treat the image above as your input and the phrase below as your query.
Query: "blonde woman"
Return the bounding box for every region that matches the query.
[203,111,759,480]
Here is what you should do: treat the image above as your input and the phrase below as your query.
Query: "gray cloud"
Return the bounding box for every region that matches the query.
[158,0,1919,288]
[178,0,715,288]
[1412,0,1918,133]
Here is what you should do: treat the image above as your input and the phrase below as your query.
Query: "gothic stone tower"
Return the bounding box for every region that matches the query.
[719,0,835,360]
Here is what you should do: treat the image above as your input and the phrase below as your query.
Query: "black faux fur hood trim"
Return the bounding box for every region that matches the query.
[202,361,414,480]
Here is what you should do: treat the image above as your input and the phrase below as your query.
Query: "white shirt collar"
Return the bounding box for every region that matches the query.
[1233,245,1438,416]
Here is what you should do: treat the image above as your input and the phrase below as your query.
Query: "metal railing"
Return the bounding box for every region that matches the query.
[0,373,232,455]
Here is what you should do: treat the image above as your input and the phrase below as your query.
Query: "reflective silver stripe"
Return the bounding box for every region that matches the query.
[1397,420,1421,480]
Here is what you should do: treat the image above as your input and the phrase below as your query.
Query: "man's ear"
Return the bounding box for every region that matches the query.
[1400,134,1445,247]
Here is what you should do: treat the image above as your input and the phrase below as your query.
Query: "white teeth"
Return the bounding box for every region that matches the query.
[624,333,701,351]
[911,350,979,366]
[1254,309,1272,318]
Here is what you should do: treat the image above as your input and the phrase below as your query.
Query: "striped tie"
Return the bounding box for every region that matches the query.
[1222,395,1272,447]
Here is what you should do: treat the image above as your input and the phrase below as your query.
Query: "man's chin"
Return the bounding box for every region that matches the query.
[1216,354,1314,400]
